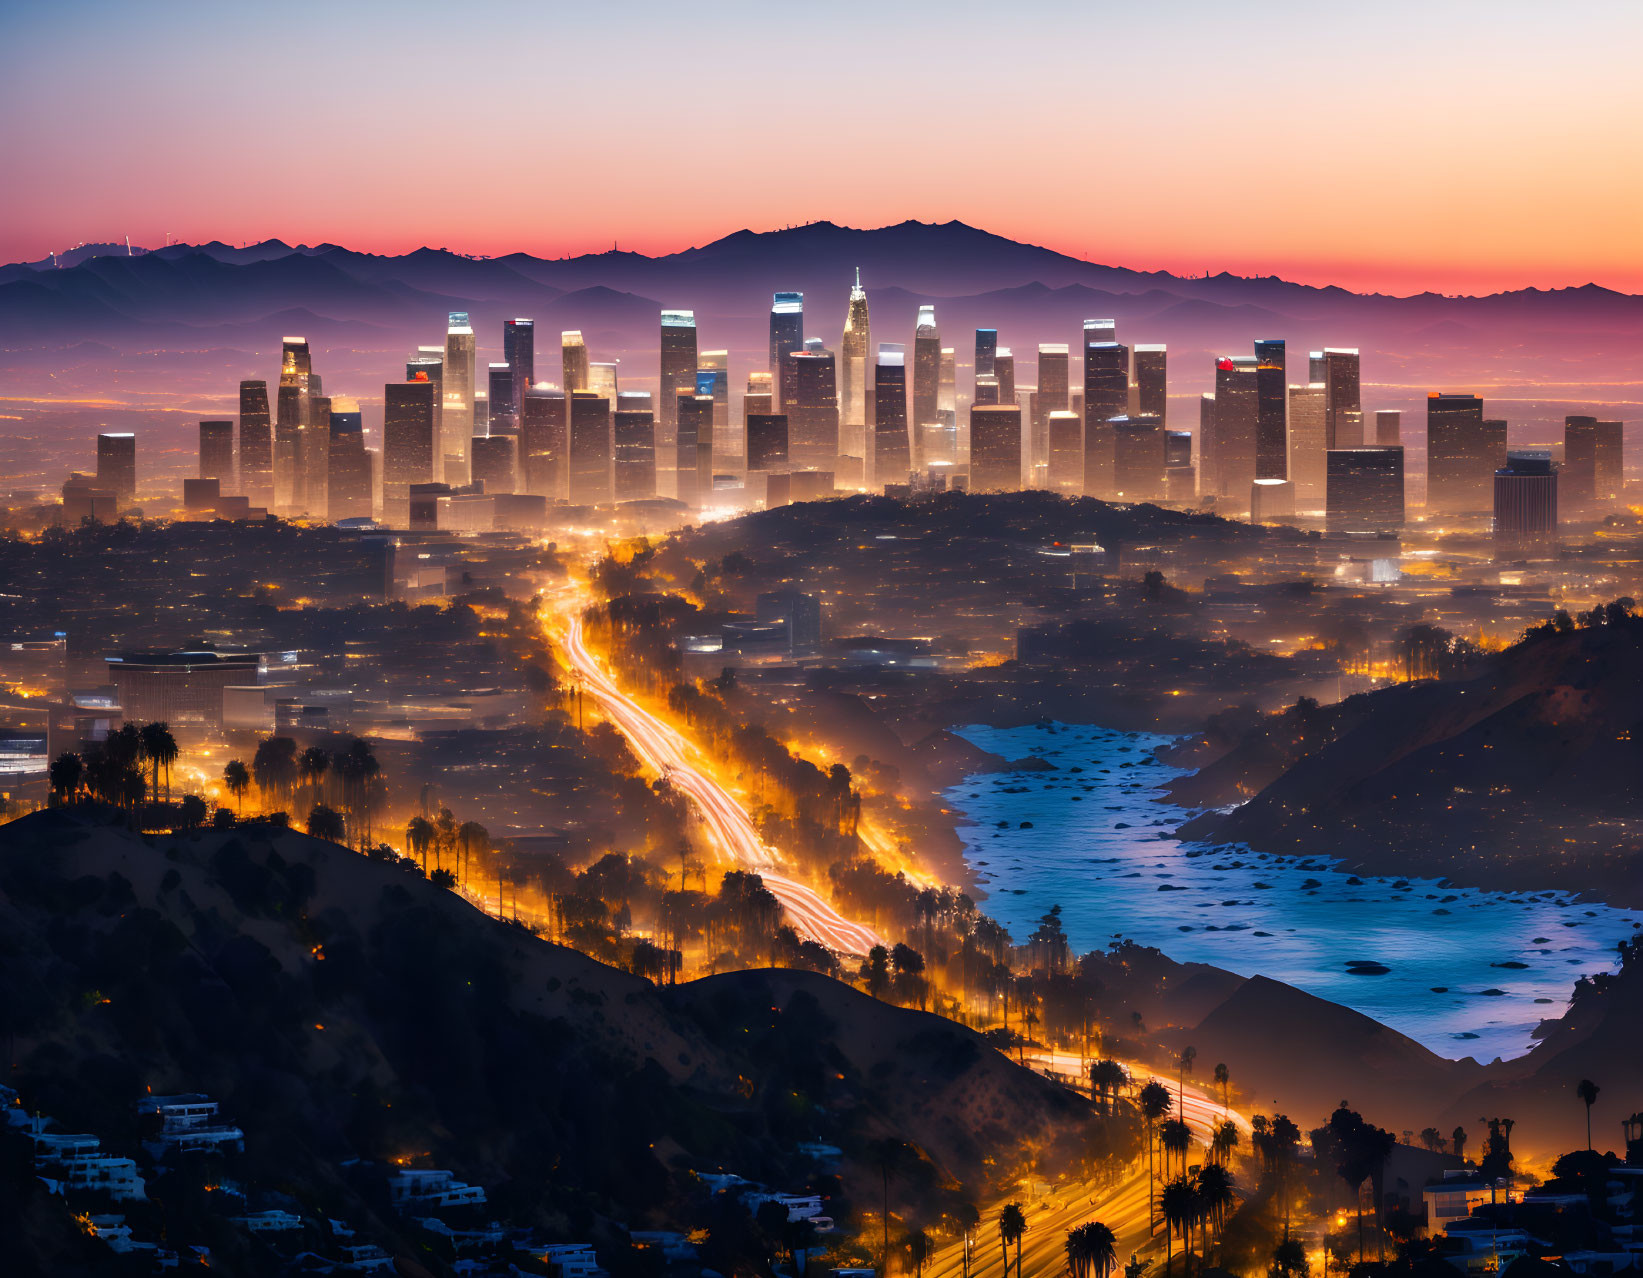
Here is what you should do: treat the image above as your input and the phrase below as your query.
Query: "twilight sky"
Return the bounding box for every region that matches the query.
[3,0,1640,295]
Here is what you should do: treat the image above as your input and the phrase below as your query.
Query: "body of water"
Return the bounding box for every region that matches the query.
[951,722,1641,1063]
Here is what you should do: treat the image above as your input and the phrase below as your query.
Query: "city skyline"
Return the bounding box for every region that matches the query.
[4,0,1641,294]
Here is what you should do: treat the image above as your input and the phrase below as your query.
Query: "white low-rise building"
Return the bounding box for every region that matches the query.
[388,1168,487,1209]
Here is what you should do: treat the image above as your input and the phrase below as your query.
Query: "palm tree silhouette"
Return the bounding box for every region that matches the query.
[406,815,435,870]
[1160,1175,1199,1278]
[1176,1046,1197,1120]
[139,722,177,803]
[1577,1079,1600,1151]
[1161,1119,1192,1177]
[1213,1062,1229,1114]
[222,759,250,814]
[1066,1221,1117,1278]
[1140,1081,1173,1229]
[999,1201,1027,1278]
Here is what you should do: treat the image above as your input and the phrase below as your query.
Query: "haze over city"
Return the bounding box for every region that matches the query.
[2,3,1642,1278]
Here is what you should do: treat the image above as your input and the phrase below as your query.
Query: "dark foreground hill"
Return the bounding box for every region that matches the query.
[0,808,1110,1274]
[1170,611,1643,903]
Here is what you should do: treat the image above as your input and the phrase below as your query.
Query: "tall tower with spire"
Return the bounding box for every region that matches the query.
[839,268,871,459]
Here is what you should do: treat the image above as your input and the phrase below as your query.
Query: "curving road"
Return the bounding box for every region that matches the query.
[921,1069,1250,1278]
[561,613,884,956]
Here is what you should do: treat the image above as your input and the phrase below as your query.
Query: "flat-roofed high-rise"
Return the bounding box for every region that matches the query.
[562,330,589,394]
[1254,339,1287,479]
[787,348,839,472]
[1287,383,1328,508]
[568,391,612,506]
[1209,356,1259,510]
[199,420,234,487]
[659,309,697,433]
[502,318,534,425]
[487,363,515,435]
[769,293,804,409]
[969,405,1023,492]
[1327,446,1404,533]
[613,407,656,502]
[1046,411,1082,495]
[873,344,909,490]
[521,388,568,499]
[1426,393,1505,514]
[471,433,517,495]
[1111,414,1165,501]
[445,312,475,471]
[238,380,273,507]
[97,432,137,510]
[1563,415,1624,513]
[1322,348,1361,449]
[383,377,436,524]
[1133,344,1167,424]
[675,393,714,509]
[912,305,941,468]
[1494,450,1558,553]
[326,407,373,523]
[1082,341,1129,498]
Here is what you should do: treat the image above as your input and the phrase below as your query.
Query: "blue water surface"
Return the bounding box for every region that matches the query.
[950,722,1641,1063]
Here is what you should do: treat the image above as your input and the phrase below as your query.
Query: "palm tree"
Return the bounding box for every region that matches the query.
[1211,1120,1240,1166]
[1161,1119,1192,1177]
[406,815,435,870]
[1195,1163,1235,1247]
[1213,1063,1230,1114]
[49,751,83,805]
[298,746,330,811]
[252,735,298,807]
[1066,1221,1117,1278]
[1140,1080,1173,1228]
[138,722,177,803]
[1160,1176,1199,1278]
[1176,1046,1197,1119]
[222,759,250,814]
[457,820,490,887]
[335,738,380,849]
[1577,1079,1600,1151]
[999,1202,1027,1278]
[1089,1060,1128,1115]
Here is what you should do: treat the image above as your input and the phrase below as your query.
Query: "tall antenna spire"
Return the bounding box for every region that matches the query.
[855,265,861,289]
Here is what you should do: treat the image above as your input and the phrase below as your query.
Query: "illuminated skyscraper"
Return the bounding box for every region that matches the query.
[503,318,535,424]
[1493,450,1558,553]
[1254,338,1287,479]
[1132,344,1166,424]
[746,414,789,474]
[1111,414,1165,501]
[769,292,804,409]
[1287,383,1328,508]
[1322,348,1361,449]
[912,305,940,467]
[1046,411,1083,495]
[588,362,620,401]
[1209,355,1259,510]
[326,407,373,523]
[302,393,331,513]
[487,363,515,435]
[1563,416,1624,513]
[613,406,656,502]
[409,351,444,479]
[1082,341,1129,498]
[1308,350,1326,382]
[444,312,475,469]
[1198,393,1217,496]
[697,350,730,438]
[675,393,714,509]
[275,336,313,510]
[1034,343,1071,483]
[561,330,589,394]
[1084,318,1117,346]
[383,376,436,524]
[975,328,998,380]
[238,380,273,507]
[568,391,612,505]
[659,309,698,433]
[520,388,567,499]
[787,348,839,472]
[97,432,136,509]
[199,420,234,487]
[1327,447,1404,533]
[873,344,910,490]
[1374,409,1401,446]
[840,270,871,457]
[471,433,517,495]
[1165,429,1196,501]
[994,348,1016,405]
[1426,393,1505,514]
[969,405,1023,492]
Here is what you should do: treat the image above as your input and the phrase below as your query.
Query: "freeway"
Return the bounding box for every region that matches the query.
[560,612,885,956]
[922,1069,1248,1278]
